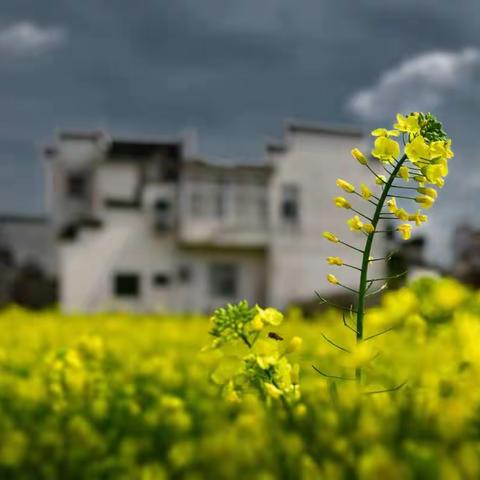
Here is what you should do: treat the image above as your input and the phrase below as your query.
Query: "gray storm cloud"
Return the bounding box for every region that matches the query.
[347,48,480,267]
[1,0,480,214]
[0,21,67,57]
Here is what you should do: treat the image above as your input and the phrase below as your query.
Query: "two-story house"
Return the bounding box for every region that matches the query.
[44,122,385,312]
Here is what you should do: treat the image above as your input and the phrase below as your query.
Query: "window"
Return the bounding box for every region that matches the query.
[209,263,238,297]
[190,191,204,216]
[113,273,140,297]
[67,173,88,198]
[215,188,224,218]
[281,184,299,223]
[152,273,170,287]
[154,198,171,231]
[178,265,192,283]
[155,198,170,212]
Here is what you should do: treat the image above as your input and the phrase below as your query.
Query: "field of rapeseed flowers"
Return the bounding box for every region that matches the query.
[0,277,479,479]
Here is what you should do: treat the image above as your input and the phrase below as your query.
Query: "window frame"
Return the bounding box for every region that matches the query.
[280,183,300,224]
[209,263,238,297]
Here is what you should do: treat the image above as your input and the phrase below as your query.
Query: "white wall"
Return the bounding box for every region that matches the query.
[97,163,139,202]
[60,208,266,313]
[267,129,386,308]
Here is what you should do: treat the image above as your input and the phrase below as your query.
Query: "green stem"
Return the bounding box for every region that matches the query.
[355,155,407,383]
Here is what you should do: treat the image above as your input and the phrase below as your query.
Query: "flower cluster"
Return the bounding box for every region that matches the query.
[0,278,479,478]
[208,302,302,405]
[329,113,453,249]
[321,112,454,384]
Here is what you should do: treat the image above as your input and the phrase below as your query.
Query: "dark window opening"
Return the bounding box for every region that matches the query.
[155,199,170,212]
[281,184,299,223]
[209,263,238,297]
[178,265,192,283]
[152,273,170,287]
[154,198,172,231]
[67,174,88,198]
[114,273,140,297]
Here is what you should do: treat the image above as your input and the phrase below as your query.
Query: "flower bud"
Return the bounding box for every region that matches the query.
[351,148,368,165]
[362,223,374,234]
[415,195,434,209]
[326,256,344,266]
[336,178,355,193]
[333,197,351,209]
[375,175,386,185]
[417,187,437,199]
[327,274,339,285]
[398,166,409,181]
[323,231,339,243]
[360,183,372,200]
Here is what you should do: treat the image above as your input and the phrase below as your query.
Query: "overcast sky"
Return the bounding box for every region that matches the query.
[1,0,480,261]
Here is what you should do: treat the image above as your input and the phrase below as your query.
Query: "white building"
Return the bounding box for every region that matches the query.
[44,123,385,313]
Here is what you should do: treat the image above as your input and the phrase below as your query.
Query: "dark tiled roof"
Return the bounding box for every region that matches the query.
[286,121,363,137]
[108,140,182,158]
[184,158,271,171]
[0,214,49,224]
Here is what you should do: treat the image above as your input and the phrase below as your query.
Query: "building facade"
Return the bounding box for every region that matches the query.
[45,123,385,313]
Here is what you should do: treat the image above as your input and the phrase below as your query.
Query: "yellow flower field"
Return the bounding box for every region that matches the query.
[0,277,479,479]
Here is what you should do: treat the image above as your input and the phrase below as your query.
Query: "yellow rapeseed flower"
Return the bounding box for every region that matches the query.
[395,208,409,221]
[255,307,283,326]
[371,128,399,137]
[347,215,363,231]
[371,136,400,162]
[430,139,454,160]
[394,113,420,135]
[405,135,430,164]
[424,164,447,186]
[336,178,355,193]
[408,210,428,226]
[285,336,303,354]
[264,382,282,399]
[250,316,264,331]
[396,223,412,240]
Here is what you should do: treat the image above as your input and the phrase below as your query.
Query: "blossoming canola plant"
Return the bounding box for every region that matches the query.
[207,301,303,408]
[322,112,453,384]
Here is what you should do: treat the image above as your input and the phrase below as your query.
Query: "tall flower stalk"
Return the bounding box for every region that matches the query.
[318,112,454,386]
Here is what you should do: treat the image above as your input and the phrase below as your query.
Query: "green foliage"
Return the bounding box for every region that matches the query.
[208,302,302,407]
